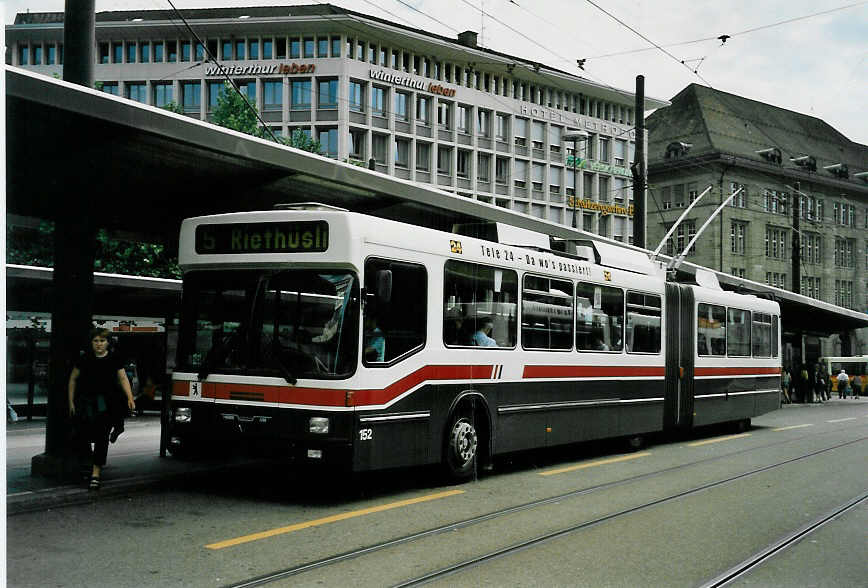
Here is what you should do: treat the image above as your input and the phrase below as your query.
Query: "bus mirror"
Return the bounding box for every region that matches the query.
[376,270,393,303]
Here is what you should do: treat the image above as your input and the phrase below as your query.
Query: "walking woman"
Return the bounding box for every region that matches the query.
[68,328,135,490]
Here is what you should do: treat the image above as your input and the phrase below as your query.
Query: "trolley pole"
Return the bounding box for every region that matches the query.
[631,75,646,249]
[791,181,800,293]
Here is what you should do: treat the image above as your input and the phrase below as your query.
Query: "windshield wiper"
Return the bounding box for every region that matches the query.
[270,356,298,386]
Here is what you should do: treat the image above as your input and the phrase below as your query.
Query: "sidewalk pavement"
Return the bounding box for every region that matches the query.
[5,414,258,515]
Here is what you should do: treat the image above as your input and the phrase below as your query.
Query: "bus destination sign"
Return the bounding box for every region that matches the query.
[195,221,329,254]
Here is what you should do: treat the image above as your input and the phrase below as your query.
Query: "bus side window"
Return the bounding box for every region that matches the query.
[363,258,426,365]
[697,303,726,357]
[443,260,517,348]
[576,282,623,352]
[626,292,661,353]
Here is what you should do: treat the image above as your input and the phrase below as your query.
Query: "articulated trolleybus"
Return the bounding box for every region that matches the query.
[169,204,781,480]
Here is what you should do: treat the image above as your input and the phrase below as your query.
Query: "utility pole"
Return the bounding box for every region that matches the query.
[631,75,646,249]
[791,181,800,293]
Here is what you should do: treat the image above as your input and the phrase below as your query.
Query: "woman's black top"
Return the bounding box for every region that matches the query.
[74,352,123,419]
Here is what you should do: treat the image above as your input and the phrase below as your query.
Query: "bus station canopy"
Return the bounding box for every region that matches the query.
[7,67,868,336]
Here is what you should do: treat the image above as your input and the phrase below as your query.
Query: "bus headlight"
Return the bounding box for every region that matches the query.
[309,417,330,434]
[174,407,192,424]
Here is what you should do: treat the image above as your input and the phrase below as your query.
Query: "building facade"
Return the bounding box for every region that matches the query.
[646,84,868,356]
[7,5,666,238]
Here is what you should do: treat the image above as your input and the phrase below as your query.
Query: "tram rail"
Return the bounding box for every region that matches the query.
[221,428,868,588]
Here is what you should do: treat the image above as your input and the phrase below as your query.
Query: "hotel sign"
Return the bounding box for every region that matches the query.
[369,68,457,97]
[567,198,634,218]
[204,62,316,76]
[520,104,636,140]
[566,155,631,178]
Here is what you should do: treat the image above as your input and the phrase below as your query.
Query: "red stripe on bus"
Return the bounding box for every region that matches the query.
[523,365,666,379]
[178,365,496,407]
[695,367,781,376]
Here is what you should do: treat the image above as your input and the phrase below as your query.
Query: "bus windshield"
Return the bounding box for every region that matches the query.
[177,270,359,380]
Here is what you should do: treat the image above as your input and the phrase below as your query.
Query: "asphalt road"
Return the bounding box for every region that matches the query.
[7,400,867,588]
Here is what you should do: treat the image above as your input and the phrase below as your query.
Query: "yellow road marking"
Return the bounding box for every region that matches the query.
[205,489,464,550]
[687,433,751,447]
[827,417,857,423]
[772,424,814,432]
[539,452,651,476]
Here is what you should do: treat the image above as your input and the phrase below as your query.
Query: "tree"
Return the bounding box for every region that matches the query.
[211,81,260,136]
[285,128,322,154]
[161,101,185,115]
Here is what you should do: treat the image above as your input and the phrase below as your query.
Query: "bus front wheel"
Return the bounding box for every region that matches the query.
[444,412,479,481]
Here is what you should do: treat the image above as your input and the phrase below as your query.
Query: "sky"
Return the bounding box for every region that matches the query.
[4,0,868,144]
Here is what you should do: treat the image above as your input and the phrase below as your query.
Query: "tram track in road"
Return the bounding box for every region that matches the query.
[221,428,868,588]
[699,491,868,588]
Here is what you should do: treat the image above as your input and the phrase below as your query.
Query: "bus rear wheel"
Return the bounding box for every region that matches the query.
[444,413,478,481]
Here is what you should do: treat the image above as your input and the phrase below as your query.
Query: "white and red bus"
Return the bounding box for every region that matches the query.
[168,204,781,479]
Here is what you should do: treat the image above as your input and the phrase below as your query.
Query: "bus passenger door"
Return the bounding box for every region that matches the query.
[664,284,695,432]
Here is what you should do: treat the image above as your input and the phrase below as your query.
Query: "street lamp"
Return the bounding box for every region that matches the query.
[564,130,590,229]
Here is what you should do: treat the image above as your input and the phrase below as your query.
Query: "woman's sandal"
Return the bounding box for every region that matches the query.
[88,476,101,491]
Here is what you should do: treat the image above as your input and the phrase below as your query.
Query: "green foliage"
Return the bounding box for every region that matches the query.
[285,128,323,154]
[211,81,260,136]
[6,222,181,279]
[161,101,186,115]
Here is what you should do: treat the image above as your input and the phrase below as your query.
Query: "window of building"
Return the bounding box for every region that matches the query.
[349,80,365,112]
[443,260,517,348]
[318,79,338,109]
[395,91,409,121]
[522,275,573,350]
[372,134,388,165]
[348,128,365,159]
[666,220,697,257]
[246,39,257,60]
[208,81,224,110]
[290,80,311,110]
[263,80,282,111]
[47,45,57,65]
[182,81,201,111]
[731,221,746,254]
[364,258,427,364]
[598,176,610,203]
[416,142,431,171]
[100,82,119,95]
[599,137,610,162]
[126,42,136,64]
[614,178,627,204]
[765,227,788,259]
[439,146,453,175]
[112,42,123,63]
[437,101,451,129]
[549,166,561,194]
[237,80,255,101]
[532,163,545,191]
[181,41,191,62]
[262,39,272,59]
[514,159,528,188]
[318,127,338,158]
[394,138,409,168]
[495,157,509,185]
[576,282,623,352]
[531,121,544,149]
[126,84,146,103]
[514,117,528,146]
[548,125,563,153]
[168,41,178,62]
[457,105,470,133]
[729,182,747,208]
[331,36,341,57]
[368,43,377,63]
[697,303,726,356]
[220,40,231,60]
[316,38,328,58]
[153,83,173,107]
[496,113,509,140]
[614,140,627,166]
[98,43,109,64]
[371,86,386,117]
[290,38,301,59]
[478,109,490,137]
[417,96,430,124]
[477,153,490,182]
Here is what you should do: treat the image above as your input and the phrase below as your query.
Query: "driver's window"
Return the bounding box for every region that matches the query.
[363,258,427,365]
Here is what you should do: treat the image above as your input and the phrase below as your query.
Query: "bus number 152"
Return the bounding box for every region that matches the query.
[359,428,373,441]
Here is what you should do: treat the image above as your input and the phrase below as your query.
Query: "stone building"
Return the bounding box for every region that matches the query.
[646,84,868,357]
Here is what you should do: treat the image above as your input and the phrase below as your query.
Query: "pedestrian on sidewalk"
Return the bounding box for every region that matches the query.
[68,328,135,490]
[780,368,791,404]
[853,374,862,399]
[812,364,825,403]
[836,369,849,399]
